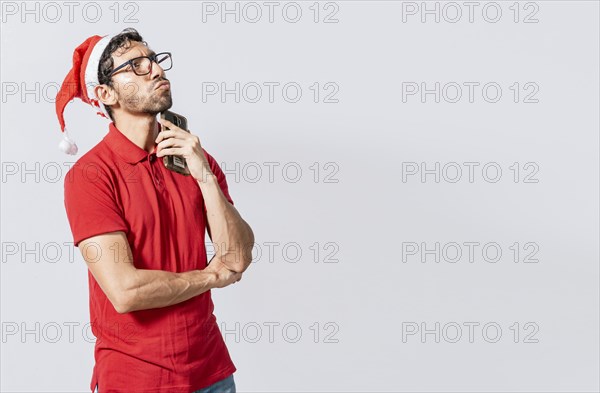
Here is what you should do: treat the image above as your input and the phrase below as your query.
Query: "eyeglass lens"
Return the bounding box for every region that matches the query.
[132,53,172,75]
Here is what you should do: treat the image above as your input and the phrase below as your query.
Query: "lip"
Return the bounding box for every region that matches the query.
[155,82,170,90]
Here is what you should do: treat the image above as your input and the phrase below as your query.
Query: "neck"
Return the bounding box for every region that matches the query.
[114,114,161,153]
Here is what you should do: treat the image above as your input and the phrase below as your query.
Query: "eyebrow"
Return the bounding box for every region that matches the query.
[127,50,156,61]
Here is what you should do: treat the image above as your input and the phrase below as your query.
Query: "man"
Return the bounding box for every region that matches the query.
[57,28,254,393]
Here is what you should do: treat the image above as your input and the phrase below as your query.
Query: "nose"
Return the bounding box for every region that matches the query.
[150,59,166,80]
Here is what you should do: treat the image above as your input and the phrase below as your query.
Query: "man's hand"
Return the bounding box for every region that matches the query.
[205,257,243,289]
[155,118,213,182]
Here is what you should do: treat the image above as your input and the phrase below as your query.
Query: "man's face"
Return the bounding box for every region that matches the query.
[109,41,172,116]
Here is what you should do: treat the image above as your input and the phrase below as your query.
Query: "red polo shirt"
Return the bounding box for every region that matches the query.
[63,122,236,393]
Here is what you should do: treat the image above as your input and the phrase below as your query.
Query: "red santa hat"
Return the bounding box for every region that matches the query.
[55,33,115,155]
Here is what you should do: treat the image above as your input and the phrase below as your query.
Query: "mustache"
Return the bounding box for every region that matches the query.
[153,79,170,89]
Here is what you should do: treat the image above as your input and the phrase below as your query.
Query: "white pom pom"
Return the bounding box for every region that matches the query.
[58,132,78,155]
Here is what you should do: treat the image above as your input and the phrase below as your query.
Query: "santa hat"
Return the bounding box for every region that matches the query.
[55,34,114,155]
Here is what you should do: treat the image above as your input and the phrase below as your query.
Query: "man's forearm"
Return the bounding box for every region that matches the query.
[119,269,215,314]
[198,174,255,273]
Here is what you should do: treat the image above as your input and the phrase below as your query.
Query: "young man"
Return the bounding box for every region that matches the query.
[57,28,254,393]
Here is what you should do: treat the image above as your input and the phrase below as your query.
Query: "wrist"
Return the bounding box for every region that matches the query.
[195,172,218,186]
[192,268,217,289]
[207,272,219,289]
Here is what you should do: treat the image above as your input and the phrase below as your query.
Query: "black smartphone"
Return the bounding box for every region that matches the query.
[160,110,190,176]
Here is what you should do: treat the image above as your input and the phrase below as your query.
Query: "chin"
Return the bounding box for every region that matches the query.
[160,96,173,110]
[147,99,173,115]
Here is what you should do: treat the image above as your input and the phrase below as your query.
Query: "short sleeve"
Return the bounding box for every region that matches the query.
[202,148,234,206]
[64,161,129,247]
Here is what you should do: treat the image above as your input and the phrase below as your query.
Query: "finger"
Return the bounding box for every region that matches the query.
[156,129,190,144]
[157,117,175,129]
[157,137,185,151]
[156,147,185,157]
[155,129,176,144]
[157,119,184,139]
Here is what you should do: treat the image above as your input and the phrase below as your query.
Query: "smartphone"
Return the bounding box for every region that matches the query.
[160,110,190,176]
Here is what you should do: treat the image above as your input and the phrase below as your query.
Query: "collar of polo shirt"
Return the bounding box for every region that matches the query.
[104,122,158,164]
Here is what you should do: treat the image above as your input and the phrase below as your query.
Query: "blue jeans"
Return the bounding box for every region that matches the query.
[93,374,236,393]
[193,374,236,393]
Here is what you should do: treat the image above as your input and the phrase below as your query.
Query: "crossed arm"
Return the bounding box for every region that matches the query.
[77,175,254,314]
[79,230,245,314]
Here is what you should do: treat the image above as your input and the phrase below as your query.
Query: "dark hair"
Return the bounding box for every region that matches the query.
[97,28,146,121]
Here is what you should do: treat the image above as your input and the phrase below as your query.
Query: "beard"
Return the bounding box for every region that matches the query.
[122,85,173,115]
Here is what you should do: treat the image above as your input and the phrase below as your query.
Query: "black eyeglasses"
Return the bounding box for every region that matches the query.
[109,52,173,77]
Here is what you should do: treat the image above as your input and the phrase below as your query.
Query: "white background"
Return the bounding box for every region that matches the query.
[1,1,599,392]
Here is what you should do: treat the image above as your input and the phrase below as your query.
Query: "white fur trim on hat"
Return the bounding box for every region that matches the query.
[84,34,113,118]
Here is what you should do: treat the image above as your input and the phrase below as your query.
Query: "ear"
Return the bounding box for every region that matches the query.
[94,84,118,107]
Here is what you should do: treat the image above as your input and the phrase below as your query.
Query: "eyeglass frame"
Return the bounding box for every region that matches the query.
[108,51,173,78]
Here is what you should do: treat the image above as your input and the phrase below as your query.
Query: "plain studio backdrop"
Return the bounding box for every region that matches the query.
[1,1,599,392]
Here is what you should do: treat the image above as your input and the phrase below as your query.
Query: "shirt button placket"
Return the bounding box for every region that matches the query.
[148,153,164,190]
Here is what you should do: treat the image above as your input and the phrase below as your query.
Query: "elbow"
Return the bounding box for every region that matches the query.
[240,254,253,273]
[248,226,254,247]
[112,271,140,314]
[113,296,132,314]
[226,223,254,274]
[111,289,136,314]
[245,223,255,257]
[221,224,255,274]
[226,251,253,274]
[114,303,130,314]
[242,227,255,271]
[246,222,254,242]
